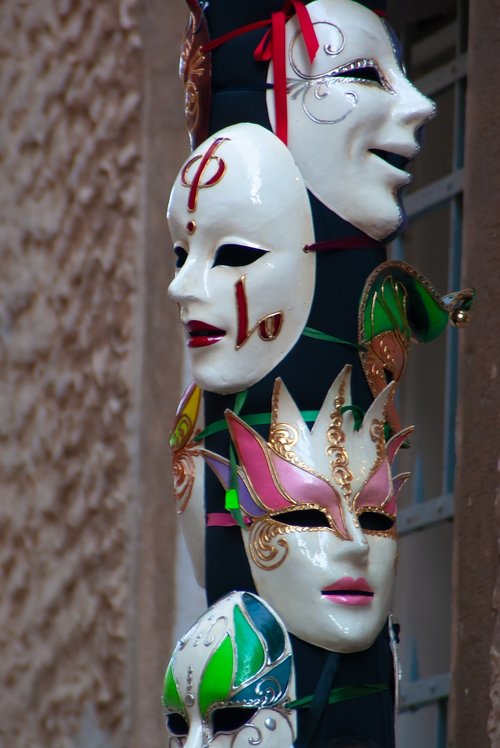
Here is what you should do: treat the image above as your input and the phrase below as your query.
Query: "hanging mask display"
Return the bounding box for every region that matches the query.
[205,366,411,653]
[167,123,316,394]
[266,0,436,240]
[163,591,296,748]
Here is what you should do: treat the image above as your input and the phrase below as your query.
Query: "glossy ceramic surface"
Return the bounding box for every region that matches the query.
[168,123,315,394]
[206,367,410,652]
[266,0,435,240]
[163,591,296,747]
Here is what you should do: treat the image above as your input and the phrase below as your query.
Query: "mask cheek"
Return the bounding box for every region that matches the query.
[371,536,397,605]
[244,520,290,573]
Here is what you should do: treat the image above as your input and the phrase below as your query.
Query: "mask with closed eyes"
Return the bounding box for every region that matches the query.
[205,366,411,653]
[163,591,296,747]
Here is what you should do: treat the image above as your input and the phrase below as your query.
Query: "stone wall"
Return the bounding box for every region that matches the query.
[0,1,187,746]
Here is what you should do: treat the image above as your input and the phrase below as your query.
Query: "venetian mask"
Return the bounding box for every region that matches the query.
[266,0,436,240]
[167,123,315,394]
[163,591,296,747]
[205,367,411,653]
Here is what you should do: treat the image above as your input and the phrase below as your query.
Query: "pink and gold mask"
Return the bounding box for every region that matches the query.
[206,367,411,652]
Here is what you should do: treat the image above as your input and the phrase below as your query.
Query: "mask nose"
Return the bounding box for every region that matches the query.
[183,722,206,748]
[335,515,370,562]
[397,80,436,128]
[168,256,209,306]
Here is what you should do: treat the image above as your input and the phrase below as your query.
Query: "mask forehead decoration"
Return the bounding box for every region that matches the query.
[207,366,409,535]
[205,367,411,652]
[167,123,315,394]
[266,0,436,240]
[163,591,296,747]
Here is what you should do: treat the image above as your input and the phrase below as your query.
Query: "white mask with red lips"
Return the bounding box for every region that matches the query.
[266,0,436,240]
[167,123,315,394]
[205,366,411,653]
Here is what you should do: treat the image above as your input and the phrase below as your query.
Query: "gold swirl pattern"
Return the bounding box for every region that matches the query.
[326,384,354,503]
[269,422,299,463]
[178,11,211,148]
[370,418,385,460]
[248,519,289,571]
[172,449,198,514]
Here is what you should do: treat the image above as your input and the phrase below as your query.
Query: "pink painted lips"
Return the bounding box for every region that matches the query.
[321,577,374,607]
[186,320,226,348]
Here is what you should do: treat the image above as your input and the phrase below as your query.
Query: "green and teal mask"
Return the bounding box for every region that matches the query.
[163,591,296,747]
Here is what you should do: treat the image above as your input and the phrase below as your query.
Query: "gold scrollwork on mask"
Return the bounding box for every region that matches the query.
[326,381,354,503]
[172,448,199,514]
[248,519,289,571]
[269,379,299,463]
[269,422,299,463]
[179,9,211,149]
[370,418,384,460]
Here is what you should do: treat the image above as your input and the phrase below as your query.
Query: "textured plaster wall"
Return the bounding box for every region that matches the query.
[0,0,186,746]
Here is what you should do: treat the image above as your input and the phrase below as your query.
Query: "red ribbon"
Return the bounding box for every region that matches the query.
[254,1,319,144]
[202,3,318,146]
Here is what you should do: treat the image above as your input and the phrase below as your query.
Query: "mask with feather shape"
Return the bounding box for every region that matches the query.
[205,365,411,652]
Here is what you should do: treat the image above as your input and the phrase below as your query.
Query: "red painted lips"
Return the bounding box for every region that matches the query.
[186,320,226,348]
[321,577,374,607]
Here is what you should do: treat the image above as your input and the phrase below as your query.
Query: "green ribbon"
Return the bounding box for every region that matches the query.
[302,326,366,352]
[225,390,247,529]
[195,406,371,442]
[194,409,320,442]
[288,683,389,710]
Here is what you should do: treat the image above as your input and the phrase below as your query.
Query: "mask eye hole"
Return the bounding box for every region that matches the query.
[212,243,268,268]
[341,65,384,85]
[358,511,395,532]
[334,60,387,88]
[174,245,188,268]
[211,706,258,736]
[272,508,331,529]
[165,711,189,736]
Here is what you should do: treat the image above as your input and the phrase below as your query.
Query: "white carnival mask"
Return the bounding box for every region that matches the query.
[266,0,436,240]
[163,591,296,748]
[167,123,315,394]
[206,366,411,653]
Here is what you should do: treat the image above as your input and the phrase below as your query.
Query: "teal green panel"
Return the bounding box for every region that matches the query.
[233,606,265,688]
[242,593,285,663]
[199,634,234,718]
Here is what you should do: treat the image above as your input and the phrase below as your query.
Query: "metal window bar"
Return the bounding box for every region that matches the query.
[395,2,468,745]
